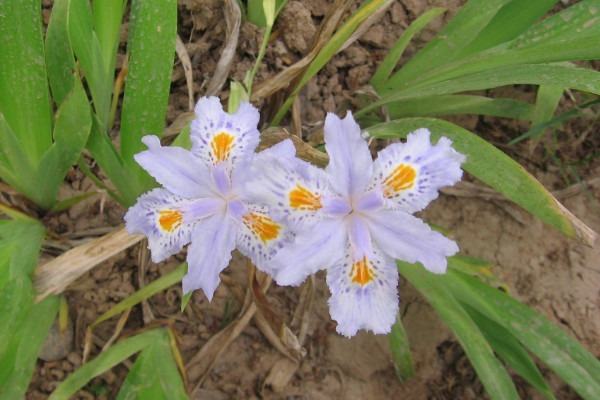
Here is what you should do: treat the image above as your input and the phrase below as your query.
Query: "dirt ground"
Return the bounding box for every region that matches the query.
[26,0,599,399]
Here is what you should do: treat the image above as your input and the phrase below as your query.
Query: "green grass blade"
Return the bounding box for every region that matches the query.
[45,0,77,105]
[69,0,112,128]
[457,0,557,58]
[366,118,597,245]
[34,77,92,210]
[388,0,513,86]
[361,64,600,116]
[396,260,520,400]
[445,269,600,399]
[0,0,52,164]
[86,115,139,207]
[388,313,415,382]
[384,95,535,121]
[0,115,36,196]
[116,335,188,400]
[463,304,556,400]
[92,263,186,328]
[370,7,446,90]
[49,328,168,400]
[120,0,177,193]
[0,296,60,399]
[271,0,391,126]
[0,219,47,357]
[93,0,124,75]
[530,85,564,140]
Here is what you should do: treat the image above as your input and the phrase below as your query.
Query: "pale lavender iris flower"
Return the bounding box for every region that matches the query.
[246,112,466,337]
[124,97,292,300]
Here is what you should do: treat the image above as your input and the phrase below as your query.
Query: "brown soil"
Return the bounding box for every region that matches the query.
[25,0,599,399]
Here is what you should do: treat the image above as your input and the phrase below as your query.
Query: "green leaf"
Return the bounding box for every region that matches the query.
[0,296,60,399]
[463,304,557,400]
[0,115,36,196]
[93,0,126,75]
[384,95,535,121]
[45,0,77,105]
[34,77,92,210]
[370,7,446,90]
[0,219,47,357]
[457,0,557,57]
[388,0,514,86]
[530,85,564,140]
[120,0,177,193]
[92,263,186,328]
[396,260,520,400]
[69,0,112,128]
[388,313,415,382]
[116,334,188,400]
[49,328,169,400]
[366,118,596,245]
[0,0,53,164]
[444,269,600,399]
[361,64,600,116]
[86,115,138,207]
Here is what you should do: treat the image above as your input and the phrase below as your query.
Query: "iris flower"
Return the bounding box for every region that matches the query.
[124,97,291,300]
[246,112,466,337]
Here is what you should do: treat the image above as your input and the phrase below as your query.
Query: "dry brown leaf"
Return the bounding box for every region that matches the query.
[257,127,328,167]
[338,0,394,52]
[251,0,351,102]
[186,269,272,388]
[205,0,241,96]
[33,227,144,302]
[175,35,195,110]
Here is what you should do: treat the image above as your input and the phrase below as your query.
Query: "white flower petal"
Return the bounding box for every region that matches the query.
[366,208,458,274]
[134,135,214,198]
[190,97,260,171]
[327,244,399,337]
[183,212,238,300]
[371,128,466,213]
[245,150,330,231]
[324,112,373,199]
[236,203,294,276]
[124,188,201,263]
[271,218,348,286]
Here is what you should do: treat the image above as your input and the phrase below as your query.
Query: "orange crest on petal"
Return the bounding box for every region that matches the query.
[242,212,280,244]
[350,256,376,287]
[158,210,183,232]
[382,164,416,198]
[289,185,322,210]
[211,132,235,164]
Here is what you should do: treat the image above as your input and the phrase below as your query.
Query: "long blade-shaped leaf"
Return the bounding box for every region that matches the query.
[34,77,92,209]
[0,0,52,164]
[444,269,600,399]
[463,304,556,400]
[45,0,77,104]
[116,334,188,400]
[0,296,60,399]
[366,118,598,246]
[120,0,177,192]
[388,313,415,381]
[49,328,169,400]
[396,261,520,400]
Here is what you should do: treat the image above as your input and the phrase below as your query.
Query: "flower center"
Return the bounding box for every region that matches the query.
[289,185,322,210]
[158,210,183,232]
[382,163,416,198]
[350,256,376,287]
[242,212,281,244]
[211,132,235,164]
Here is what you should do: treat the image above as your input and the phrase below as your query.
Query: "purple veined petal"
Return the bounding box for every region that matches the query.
[134,135,214,198]
[370,128,466,213]
[245,148,330,231]
[182,211,238,300]
[366,208,459,274]
[354,189,384,213]
[324,112,374,200]
[271,218,348,286]
[124,188,201,263]
[190,96,260,170]
[321,197,351,217]
[236,203,294,276]
[326,244,399,337]
[346,213,374,260]
[211,162,231,198]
